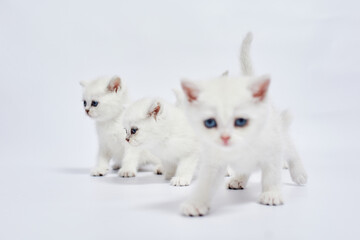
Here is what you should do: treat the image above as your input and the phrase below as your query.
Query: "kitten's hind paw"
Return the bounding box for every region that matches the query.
[170,177,191,186]
[259,191,284,206]
[90,167,109,176]
[118,168,136,178]
[154,165,163,175]
[181,201,210,217]
[290,168,308,185]
[112,164,121,170]
[227,175,248,190]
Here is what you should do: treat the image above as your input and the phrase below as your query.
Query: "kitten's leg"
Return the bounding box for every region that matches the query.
[118,146,139,178]
[91,148,111,176]
[225,166,234,177]
[112,158,121,170]
[181,162,225,217]
[140,150,163,175]
[227,173,250,190]
[162,161,176,180]
[170,155,198,186]
[286,140,308,185]
[259,161,283,206]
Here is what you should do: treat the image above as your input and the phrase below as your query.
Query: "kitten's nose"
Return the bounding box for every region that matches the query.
[85,109,89,114]
[126,138,130,142]
[220,135,231,145]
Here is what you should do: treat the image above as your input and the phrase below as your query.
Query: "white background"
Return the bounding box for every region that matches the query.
[1,0,359,239]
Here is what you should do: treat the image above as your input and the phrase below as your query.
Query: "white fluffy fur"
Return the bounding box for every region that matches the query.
[122,97,199,186]
[180,33,308,217]
[81,76,161,177]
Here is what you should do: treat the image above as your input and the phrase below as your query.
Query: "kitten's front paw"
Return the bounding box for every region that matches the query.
[227,176,247,190]
[170,177,191,186]
[181,201,210,217]
[90,167,109,176]
[154,165,163,175]
[118,168,136,178]
[259,191,284,206]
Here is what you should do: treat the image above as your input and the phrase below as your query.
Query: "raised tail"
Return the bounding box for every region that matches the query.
[240,32,254,76]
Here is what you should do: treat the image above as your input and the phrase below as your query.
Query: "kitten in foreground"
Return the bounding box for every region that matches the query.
[180,32,308,216]
[80,76,162,177]
[122,97,199,186]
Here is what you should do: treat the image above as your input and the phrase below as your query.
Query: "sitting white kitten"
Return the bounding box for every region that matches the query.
[80,76,161,177]
[180,33,307,216]
[122,97,199,186]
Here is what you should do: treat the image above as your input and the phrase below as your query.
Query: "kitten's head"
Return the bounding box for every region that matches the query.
[181,75,270,150]
[80,76,128,122]
[122,98,165,148]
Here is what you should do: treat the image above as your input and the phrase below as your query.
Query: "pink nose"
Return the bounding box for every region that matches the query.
[221,135,230,144]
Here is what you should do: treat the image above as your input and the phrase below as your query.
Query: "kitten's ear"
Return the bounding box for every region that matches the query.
[79,81,87,87]
[147,101,162,120]
[107,75,121,92]
[181,80,200,103]
[249,75,270,101]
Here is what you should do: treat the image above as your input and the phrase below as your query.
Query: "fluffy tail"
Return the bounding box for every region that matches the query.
[240,32,254,76]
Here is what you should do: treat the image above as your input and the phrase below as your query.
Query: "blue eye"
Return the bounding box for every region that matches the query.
[83,100,87,107]
[131,128,138,134]
[204,118,217,128]
[235,118,248,127]
[91,101,98,107]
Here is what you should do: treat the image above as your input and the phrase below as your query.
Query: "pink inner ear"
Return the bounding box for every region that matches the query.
[148,104,161,120]
[181,82,198,102]
[108,78,121,92]
[252,79,270,101]
[152,105,160,115]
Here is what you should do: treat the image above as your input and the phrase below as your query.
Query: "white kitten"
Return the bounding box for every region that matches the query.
[80,76,161,177]
[122,97,199,186]
[180,33,307,216]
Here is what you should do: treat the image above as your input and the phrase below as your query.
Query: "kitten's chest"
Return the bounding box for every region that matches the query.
[97,122,126,147]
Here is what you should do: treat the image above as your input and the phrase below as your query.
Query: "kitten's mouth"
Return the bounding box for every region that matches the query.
[222,142,231,147]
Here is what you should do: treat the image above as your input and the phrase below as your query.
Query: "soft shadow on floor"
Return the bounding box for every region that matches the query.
[95,173,168,185]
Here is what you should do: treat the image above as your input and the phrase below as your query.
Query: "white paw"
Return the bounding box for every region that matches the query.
[154,165,163,175]
[170,176,191,186]
[90,166,109,176]
[181,201,210,217]
[112,164,121,170]
[259,191,284,206]
[290,169,308,185]
[227,177,247,190]
[118,168,136,178]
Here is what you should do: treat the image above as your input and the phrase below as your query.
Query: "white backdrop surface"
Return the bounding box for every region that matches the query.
[1,0,359,239]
